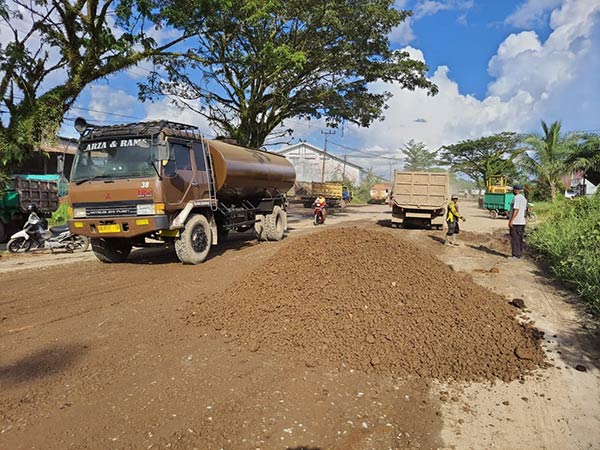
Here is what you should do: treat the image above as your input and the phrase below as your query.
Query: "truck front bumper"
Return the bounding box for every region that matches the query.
[69,215,169,238]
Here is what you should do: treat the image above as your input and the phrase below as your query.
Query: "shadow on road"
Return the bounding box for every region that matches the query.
[0,343,88,385]
[466,243,508,258]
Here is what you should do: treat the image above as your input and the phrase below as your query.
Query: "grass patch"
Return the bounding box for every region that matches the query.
[528,194,600,315]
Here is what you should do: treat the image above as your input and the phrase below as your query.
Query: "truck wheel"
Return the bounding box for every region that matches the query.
[175,213,212,264]
[91,238,132,263]
[489,210,498,219]
[264,206,285,241]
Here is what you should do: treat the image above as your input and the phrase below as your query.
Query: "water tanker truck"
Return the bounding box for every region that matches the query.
[67,118,296,264]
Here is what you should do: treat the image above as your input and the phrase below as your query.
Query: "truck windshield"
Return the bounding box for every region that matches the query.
[71,138,158,182]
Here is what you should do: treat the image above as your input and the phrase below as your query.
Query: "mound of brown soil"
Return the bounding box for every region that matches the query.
[192,227,545,382]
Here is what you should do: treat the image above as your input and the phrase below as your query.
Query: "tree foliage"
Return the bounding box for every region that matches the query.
[566,133,600,174]
[140,0,438,148]
[0,0,217,165]
[519,121,580,202]
[439,132,523,188]
[400,139,437,171]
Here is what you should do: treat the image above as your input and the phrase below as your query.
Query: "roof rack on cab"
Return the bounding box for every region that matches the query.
[75,117,200,140]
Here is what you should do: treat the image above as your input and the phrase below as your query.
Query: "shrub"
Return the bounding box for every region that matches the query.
[528,194,600,314]
[49,201,70,226]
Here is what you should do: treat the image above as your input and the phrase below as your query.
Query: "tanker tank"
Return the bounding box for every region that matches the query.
[207,139,296,203]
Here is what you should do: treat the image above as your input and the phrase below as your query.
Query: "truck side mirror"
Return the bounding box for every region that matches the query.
[156,142,169,161]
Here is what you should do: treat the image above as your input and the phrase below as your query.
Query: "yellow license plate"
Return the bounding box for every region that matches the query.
[98,224,121,233]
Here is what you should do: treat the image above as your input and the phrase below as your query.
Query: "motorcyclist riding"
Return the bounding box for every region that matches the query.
[313,194,327,222]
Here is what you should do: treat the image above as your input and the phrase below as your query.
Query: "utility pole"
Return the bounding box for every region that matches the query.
[342,154,347,180]
[320,130,335,183]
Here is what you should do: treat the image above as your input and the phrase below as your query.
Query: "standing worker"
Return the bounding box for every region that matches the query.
[508,184,527,259]
[444,194,466,246]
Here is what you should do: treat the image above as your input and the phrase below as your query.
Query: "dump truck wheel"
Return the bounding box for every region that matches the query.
[489,209,498,219]
[91,238,132,263]
[175,214,212,264]
[264,206,285,241]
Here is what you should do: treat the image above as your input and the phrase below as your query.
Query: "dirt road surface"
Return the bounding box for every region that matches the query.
[1,201,598,450]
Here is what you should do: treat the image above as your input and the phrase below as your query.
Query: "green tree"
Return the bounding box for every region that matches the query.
[401,139,437,171]
[566,133,600,174]
[0,0,218,166]
[140,0,438,148]
[439,132,523,188]
[520,121,580,202]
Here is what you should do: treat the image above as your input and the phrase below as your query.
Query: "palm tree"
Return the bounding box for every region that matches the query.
[567,133,600,173]
[520,121,579,202]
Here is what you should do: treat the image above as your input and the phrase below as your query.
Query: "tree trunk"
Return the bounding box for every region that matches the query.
[550,181,557,202]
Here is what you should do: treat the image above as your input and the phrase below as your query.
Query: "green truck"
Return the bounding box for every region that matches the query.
[483,192,515,219]
[0,175,60,242]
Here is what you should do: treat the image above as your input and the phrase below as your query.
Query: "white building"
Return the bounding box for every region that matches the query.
[276,142,363,185]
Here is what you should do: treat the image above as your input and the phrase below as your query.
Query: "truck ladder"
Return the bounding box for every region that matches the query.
[203,140,218,212]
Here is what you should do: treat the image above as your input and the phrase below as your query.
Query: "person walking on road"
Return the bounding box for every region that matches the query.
[508,184,527,259]
[444,194,466,246]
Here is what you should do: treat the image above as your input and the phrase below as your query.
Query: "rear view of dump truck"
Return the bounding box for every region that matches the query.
[67,118,295,264]
[391,171,449,229]
[300,181,351,208]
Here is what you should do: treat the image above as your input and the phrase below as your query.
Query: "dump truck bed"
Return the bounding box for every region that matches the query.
[391,171,450,228]
[393,172,449,209]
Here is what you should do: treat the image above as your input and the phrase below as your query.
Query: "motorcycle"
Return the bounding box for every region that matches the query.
[526,203,537,222]
[313,204,326,225]
[7,212,90,254]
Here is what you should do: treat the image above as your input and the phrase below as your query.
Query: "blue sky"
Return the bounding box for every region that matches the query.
[2,0,598,175]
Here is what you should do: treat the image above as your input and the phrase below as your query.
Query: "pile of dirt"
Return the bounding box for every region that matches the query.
[190,227,545,382]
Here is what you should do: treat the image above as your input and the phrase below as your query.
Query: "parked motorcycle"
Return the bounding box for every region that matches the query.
[7,211,89,253]
[313,204,326,225]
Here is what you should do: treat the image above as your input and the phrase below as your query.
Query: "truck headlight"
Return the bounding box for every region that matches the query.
[73,207,86,218]
[136,204,156,215]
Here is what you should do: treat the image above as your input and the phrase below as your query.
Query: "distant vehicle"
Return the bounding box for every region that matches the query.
[0,175,60,243]
[390,171,450,229]
[67,118,296,264]
[300,181,351,208]
[483,176,513,219]
[369,183,391,204]
[564,189,577,199]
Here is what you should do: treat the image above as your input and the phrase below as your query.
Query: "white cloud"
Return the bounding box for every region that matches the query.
[143,97,214,137]
[414,0,474,20]
[506,0,563,28]
[390,0,474,44]
[338,0,600,176]
[87,85,137,122]
[390,18,416,44]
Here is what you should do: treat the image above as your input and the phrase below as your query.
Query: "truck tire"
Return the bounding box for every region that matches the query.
[489,209,498,219]
[175,213,212,264]
[264,206,285,241]
[91,238,132,263]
